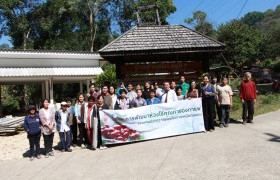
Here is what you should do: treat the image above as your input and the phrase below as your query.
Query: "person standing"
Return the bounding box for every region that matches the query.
[201,76,216,132]
[87,83,99,103]
[216,77,233,128]
[170,81,177,91]
[146,89,161,105]
[101,85,113,109]
[24,105,41,161]
[136,84,142,91]
[240,72,257,125]
[186,80,200,99]
[177,76,190,96]
[84,96,96,150]
[131,89,147,107]
[55,102,72,152]
[153,82,163,99]
[109,86,117,109]
[126,83,137,102]
[95,95,108,150]
[212,76,221,123]
[161,82,178,103]
[66,98,77,147]
[39,99,55,158]
[115,89,131,110]
[175,86,185,100]
[75,93,88,148]
[142,81,151,100]
[117,82,127,97]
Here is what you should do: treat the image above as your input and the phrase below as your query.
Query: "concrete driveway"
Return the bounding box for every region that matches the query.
[1,110,280,180]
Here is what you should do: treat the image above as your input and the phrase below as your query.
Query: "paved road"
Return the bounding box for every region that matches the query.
[1,110,280,180]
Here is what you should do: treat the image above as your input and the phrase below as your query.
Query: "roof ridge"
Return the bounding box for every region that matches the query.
[0,49,99,55]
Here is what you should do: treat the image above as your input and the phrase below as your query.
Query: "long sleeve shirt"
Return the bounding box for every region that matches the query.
[240,80,257,100]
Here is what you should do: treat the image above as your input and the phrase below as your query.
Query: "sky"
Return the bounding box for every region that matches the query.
[1,0,280,47]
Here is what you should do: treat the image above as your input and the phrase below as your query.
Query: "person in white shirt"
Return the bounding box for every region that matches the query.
[55,102,72,152]
[126,83,137,101]
[153,82,163,99]
[161,82,178,103]
[109,86,117,109]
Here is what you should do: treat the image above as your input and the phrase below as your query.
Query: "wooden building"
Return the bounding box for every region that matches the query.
[99,25,225,84]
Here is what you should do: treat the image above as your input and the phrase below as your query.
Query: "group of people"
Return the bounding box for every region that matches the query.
[23,73,257,161]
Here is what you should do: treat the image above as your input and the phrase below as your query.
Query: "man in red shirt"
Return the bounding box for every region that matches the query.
[240,72,257,125]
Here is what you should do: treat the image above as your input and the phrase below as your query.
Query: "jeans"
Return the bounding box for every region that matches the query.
[59,131,71,150]
[78,123,88,145]
[202,98,215,131]
[242,100,254,122]
[28,133,41,157]
[220,105,231,125]
[43,133,54,154]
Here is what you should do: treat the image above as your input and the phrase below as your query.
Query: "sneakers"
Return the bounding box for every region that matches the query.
[66,149,72,152]
[72,144,77,147]
[45,154,49,158]
[210,129,214,132]
[49,151,54,156]
[61,149,65,152]
[81,144,86,149]
[36,155,41,159]
[249,120,254,124]
[219,124,224,128]
[243,120,247,125]
[224,124,229,128]
[100,146,108,150]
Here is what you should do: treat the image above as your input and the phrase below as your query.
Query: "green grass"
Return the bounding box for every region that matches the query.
[231,93,280,121]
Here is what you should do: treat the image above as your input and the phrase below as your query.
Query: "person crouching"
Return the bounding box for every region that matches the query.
[55,102,72,152]
[24,105,42,161]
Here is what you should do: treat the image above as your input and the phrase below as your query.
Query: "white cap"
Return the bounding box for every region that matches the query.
[61,101,67,106]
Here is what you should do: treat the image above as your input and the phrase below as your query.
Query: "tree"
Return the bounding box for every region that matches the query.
[94,63,117,88]
[185,10,215,38]
[241,11,265,27]
[217,20,270,70]
[112,0,176,33]
[0,0,42,49]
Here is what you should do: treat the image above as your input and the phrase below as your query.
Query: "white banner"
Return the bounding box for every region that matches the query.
[100,98,205,144]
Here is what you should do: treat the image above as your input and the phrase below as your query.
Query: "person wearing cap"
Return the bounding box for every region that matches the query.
[55,102,72,152]
[117,82,128,98]
[24,105,42,161]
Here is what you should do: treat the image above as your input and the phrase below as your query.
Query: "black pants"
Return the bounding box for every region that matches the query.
[242,100,254,122]
[97,118,102,148]
[202,98,215,131]
[28,133,41,157]
[71,119,78,145]
[78,122,88,145]
[43,133,54,154]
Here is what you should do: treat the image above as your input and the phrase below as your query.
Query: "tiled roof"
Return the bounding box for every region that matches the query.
[99,25,225,55]
[0,67,103,77]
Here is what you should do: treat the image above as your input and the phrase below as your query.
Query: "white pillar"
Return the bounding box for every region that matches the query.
[45,80,49,100]
[49,78,54,104]
[79,81,83,93]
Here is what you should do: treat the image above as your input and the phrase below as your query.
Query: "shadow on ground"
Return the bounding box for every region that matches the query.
[265,133,280,143]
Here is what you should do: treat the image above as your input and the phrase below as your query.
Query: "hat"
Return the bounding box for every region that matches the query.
[61,101,67,106]
[28,105,36,111]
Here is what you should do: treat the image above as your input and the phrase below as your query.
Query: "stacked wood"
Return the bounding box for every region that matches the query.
[0,117,24,135]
